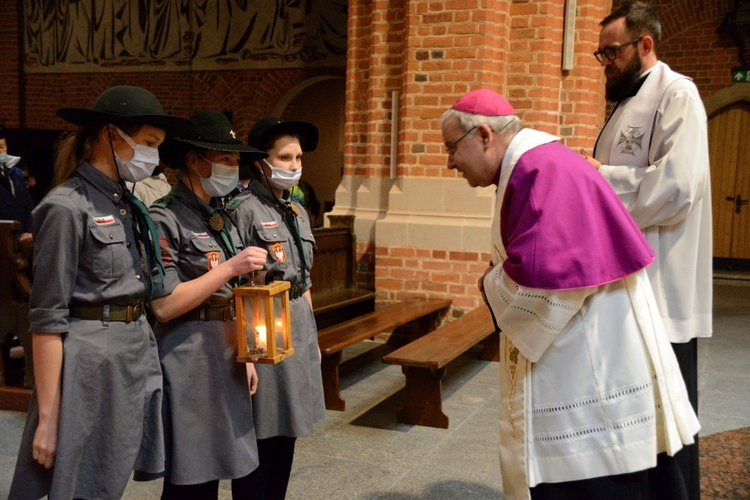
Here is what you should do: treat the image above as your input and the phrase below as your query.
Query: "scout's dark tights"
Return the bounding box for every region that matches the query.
[161,475,258,500]
[237,436,297,500]
[161,436,297,500]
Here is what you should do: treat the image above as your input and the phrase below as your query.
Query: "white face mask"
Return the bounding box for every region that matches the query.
[263,158,302,191]
[195,155,239,198]
[114,127,160,183]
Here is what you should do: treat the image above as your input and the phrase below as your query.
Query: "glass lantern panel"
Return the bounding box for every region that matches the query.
[244,295,267,355]
[273,294,285,349]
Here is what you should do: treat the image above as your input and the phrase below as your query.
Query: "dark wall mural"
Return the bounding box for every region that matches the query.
[24,0,347,72]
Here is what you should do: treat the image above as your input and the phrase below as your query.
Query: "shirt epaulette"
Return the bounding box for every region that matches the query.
[151,195,176,209]
[51,177,83,197]
[225,195,248,212]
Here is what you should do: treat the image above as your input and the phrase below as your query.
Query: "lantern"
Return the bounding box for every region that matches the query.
[233,275,294,364]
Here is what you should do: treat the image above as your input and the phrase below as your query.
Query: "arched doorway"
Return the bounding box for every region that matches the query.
[708,99,750,262]
[274,77,345,227]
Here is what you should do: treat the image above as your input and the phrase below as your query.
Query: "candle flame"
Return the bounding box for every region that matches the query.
[254,325,268,350]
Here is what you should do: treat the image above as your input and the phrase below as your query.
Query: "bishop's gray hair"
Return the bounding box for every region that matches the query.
[440,108,521,141]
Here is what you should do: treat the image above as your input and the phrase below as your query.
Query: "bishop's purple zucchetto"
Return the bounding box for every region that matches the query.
[451,89,516,117]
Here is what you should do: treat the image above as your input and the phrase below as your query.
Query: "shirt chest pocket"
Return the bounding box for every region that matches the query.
[186,234,222,275]
[256,225,292,268]
[88,222,130,279]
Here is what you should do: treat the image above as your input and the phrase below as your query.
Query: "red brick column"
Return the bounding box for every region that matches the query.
[368,0,513,302]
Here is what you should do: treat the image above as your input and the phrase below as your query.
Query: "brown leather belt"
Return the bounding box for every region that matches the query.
[289,284,306,300]
[177,303,236,322]
[69,301,145,323]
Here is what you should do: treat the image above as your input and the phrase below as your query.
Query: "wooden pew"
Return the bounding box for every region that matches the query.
[310,215,376,329]
[383,306,499,428]
[0,220,33,411]
[318,296,452,411]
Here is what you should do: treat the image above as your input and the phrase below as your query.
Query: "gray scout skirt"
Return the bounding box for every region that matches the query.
[155,319,259,485]
[9,317,164,500]
[252,296,326,439]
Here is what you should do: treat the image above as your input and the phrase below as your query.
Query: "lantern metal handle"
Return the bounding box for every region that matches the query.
[251,270,272,286]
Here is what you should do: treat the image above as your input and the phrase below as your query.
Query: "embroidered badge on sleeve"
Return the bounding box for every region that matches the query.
[159,236,173,266]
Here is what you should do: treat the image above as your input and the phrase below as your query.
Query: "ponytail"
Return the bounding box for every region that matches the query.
[52,129,93,188]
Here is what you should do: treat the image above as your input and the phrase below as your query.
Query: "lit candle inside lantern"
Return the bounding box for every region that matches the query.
[254,325,268,353]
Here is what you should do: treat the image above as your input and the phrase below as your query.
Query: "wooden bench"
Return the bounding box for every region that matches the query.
[383,306,499,429]
[310,216,376,329]
[318,296,452,411]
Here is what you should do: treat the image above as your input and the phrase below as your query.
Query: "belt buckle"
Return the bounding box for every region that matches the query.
[226,302,236,321]
[128,301,144,323]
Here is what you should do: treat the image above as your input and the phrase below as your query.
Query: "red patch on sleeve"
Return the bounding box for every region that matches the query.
[159,237,172,265]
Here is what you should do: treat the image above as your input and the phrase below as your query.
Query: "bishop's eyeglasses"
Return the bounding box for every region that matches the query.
[445,126,478,155]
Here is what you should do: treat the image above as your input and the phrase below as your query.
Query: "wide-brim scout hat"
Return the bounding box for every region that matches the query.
[174,110,268,161]
[57,85,193,138]
[247,117,319,153]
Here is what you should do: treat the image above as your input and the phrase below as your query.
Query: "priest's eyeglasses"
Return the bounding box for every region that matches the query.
[446,126,478,155]
[593,37,643,63]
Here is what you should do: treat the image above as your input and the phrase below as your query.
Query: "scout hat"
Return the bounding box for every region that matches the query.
[173,110,268,161]
[247,117,319,152]
[452,89,516,116]
[57,85,193,138]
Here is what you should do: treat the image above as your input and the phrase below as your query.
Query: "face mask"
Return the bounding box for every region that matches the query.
[195,155,239,198]
[114,127,160,183]
[263,159,302,191]
[0,152,7,165]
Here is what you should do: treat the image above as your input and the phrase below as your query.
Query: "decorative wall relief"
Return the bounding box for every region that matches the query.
[23,0,347,73]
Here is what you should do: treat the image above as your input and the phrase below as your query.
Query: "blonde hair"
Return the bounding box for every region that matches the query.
[52,130,93,188]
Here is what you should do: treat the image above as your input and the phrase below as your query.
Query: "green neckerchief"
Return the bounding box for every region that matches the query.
[281,200,307,285]
[125,192,165,296]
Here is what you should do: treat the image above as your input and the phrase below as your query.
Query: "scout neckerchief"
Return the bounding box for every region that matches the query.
[281,200,307,285]
[125,191,166,294]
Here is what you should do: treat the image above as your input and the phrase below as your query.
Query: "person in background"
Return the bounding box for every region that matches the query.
[0,130,35,243]
[290,180,321,227]
[148,109,268,500]
[8,85,192,499]
[582,3,711,496]
[237,162,254,193]
[442,88,699,500]
[228,117,326,499]
[127,164,172,207]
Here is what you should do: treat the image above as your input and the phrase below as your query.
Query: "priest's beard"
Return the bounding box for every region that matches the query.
[605,53,643,101]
